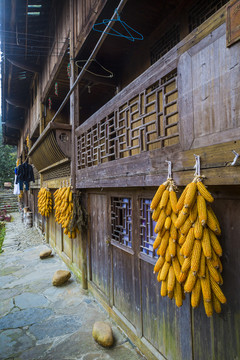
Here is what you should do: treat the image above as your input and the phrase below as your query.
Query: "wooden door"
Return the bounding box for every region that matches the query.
[89,193,110,301]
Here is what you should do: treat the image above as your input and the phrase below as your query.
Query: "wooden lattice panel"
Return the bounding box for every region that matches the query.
[111,197,132,248]
[77,71,178,169]
[140,198,157,258]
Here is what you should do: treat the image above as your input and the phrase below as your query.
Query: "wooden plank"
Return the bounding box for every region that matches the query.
[192,193,240,360]
[89,193,110,300]
[178,51,194,150]
[42,176,70,189]
[141,260,192,360]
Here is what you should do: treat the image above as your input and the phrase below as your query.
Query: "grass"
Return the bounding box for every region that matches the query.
[0,221,6,253]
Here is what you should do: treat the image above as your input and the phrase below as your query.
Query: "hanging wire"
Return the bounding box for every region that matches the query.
[75,58,113,78]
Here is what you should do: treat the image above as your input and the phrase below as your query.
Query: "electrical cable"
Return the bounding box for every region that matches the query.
[75,59,113,78]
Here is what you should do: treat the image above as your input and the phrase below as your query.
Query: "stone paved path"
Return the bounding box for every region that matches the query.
[0,213,145,360]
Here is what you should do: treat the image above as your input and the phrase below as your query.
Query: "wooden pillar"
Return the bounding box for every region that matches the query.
[69,0,88,289]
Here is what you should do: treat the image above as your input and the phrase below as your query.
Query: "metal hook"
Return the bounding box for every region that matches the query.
[165,160,172,179]
[230,150,239,166]
[194,154,201,176]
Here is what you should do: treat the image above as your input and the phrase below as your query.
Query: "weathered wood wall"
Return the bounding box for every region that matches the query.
[87,187,240,360]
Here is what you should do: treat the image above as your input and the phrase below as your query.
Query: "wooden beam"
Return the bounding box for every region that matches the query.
[7,57,41,73]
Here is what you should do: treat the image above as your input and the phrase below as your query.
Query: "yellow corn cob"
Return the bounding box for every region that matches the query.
[160,189,169,209]
[191,278,201,308]
[168,291,174,300]
[151,184,167,210]
[164,216,171,230]
[170,222,177,241]
[218,273,223,286]
[176,184,190,211]
[180,217,192,236]
[154,256,165,273]
[193,218,203,240]
[179,271,188,283]
[167,265,175,293]
[179,233,186,246]
[174,280,183,307]
[207,206,221,235]
[200,267,211,302]
[184,182,197,208]
[170,212,177,226]
[176,244,184,266]
[152,202,161,222]
[153,233,162,250]
[212,292,221,313]
[154,209,166,233]
[159,261,171,281]
[161,279,168,297]
[202,228,212,259]
[210,249,219,269]
[207,259,221,283]
[198,250,206,278]
[165,246,171,263]
[170,189,178,214]
[158,231,170,256]
[172,256,181,282]
[181,228,195,258]
[181,256,191,273]
[175,207,189,229]
[204,300,213,317]
[197,181,214,203]
[191,240,201,274]
[165,199,172,216]
[184,271,197,293]
[169,237,176,258]
[189,202,198,224]
[209,230,222,257]
[197,194,207,226]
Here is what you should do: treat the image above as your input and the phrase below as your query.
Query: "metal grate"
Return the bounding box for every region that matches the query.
[111,197,132,248]
[188,0,228,32]
[32,165,40,180]
[77,70,179,169]
[140,198,157,258]
[151,24,180,64]
[42,162,70,181]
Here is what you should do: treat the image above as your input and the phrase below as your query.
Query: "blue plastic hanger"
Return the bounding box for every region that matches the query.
[92,9,144,42]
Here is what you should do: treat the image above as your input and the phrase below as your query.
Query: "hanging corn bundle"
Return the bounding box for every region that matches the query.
[53,186,77,239]
[37,187,53,217]
[175,155,226,317]
[152,161,185,307]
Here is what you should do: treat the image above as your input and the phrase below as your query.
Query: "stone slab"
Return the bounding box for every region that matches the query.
[0,308,53,330]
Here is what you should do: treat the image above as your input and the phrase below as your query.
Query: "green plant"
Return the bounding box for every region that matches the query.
[0,221,6,253]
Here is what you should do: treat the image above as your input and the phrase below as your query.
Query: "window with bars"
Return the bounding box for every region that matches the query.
[111,197,132,248]
[150,24,180,65]
[140,198,157,258]
[188,0,228,32]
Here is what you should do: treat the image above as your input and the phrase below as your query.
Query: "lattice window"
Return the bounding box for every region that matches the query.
[42,162,70,181]
[140,198,157,258]
[151,24,180,65]
[111,197,132,248]
[77,70,179,169]
[188,0,228,32]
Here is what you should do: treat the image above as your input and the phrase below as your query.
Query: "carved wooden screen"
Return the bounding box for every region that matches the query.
[140,198,157,258]
[111,197,132,248]
[77,70,178,169]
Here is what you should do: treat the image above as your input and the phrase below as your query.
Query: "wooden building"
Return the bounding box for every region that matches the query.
[1,0,240,359]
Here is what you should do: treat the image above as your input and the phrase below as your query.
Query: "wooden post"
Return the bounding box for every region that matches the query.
[70,0,87,289]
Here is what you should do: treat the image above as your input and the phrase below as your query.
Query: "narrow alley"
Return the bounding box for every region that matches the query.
[0,213,145,360]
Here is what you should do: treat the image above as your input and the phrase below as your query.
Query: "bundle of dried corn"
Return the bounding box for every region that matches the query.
[37,187,52,217]
[175,177,226,316]
[53,186,77,239]
[151,177,185,307]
